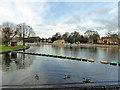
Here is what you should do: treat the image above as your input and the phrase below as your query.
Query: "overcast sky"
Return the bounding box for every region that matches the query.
[0,0,118,38]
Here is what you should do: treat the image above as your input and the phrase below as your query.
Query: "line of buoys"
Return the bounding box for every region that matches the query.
[100,61,119,66]
[11,51,119,66]
[11,51,89,62]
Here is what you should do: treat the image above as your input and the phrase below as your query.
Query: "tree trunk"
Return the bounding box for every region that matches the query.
[23,41,25,46]
[5,41,8,46]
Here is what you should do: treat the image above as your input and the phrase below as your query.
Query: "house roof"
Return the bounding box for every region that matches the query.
[101,37,112,39]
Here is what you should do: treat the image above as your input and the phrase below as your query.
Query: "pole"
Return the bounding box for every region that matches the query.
[23,24,25,46]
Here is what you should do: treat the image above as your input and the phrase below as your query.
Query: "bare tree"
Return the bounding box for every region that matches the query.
[51,32,61,42]
[2,22,20,46]
[62,32,69,41]
[89,34,100,43]
[17,23,35,45]
[2,22,35,46]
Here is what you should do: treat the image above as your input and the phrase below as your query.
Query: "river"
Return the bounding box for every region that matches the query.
[0,45,120,87]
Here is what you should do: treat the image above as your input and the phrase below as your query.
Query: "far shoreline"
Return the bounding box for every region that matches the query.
[25,43,120,48]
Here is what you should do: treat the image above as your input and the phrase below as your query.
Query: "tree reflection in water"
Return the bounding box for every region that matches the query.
[2,53,11,70]
[118,48,120,85]
[2,50,35,72]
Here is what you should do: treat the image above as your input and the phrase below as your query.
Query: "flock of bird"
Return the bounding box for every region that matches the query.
[35,74,91,83]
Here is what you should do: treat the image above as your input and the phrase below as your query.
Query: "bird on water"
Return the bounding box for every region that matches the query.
[83,78,91,83]
[64,75,71,79]
[35,74,39,80]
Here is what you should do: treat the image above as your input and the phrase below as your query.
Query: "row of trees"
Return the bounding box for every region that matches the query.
[51,31,119,44]
[1,22,35,46]
[51,31,100,44]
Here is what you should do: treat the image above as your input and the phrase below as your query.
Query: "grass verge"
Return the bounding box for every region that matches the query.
[0,45,29,52]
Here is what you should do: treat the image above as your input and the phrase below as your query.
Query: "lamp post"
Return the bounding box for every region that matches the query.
[23,24,25,46]
[19,24,25,46]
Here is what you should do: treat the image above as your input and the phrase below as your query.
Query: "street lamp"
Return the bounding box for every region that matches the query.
[19,24,25,46]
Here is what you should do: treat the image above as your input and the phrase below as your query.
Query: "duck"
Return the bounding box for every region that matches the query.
[83,78,91,83]
[35,74,39,80]
[64,75,71,79]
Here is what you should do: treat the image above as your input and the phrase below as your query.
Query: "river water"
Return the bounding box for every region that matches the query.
[0,45,120,87]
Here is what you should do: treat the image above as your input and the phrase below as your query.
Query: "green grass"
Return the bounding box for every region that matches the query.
[0,45,29,52]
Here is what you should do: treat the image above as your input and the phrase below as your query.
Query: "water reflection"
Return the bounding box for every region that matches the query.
[2,46,118,72]
[2,50,36,72]
[118,48,120,85]
[11,52,17,59]
[51,45,63,55]
[2,53,11,70]
[32,45,118,60]
[1,45,119,86]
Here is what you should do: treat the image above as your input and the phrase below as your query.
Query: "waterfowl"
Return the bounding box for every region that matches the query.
[64,75,71,79]
[35,74,39,80]
[83,78,91,83]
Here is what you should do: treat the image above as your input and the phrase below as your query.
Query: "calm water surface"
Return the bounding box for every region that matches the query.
[0,45,120,86]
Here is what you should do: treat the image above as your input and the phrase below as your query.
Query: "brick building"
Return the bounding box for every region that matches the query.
[98,37,118,45]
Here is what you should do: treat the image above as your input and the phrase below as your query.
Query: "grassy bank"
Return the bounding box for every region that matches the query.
[0,45,29,52]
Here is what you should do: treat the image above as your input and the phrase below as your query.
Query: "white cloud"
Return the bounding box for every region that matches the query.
[0,0,48,28]
[35,23,78,38]
[0,1,118,38]
[109,7,118,14]
[35,12,118,38]
[81,21,101,28]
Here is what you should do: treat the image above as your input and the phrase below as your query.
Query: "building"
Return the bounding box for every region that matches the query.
[24,37,40,43]
[47,38,52,43]
[11,41,17,48]
[40,38,47,42]
[53,40,65,45]
[98,37,118,45]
